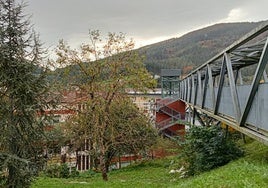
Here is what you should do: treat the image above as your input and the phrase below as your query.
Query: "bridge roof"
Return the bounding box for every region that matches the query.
[161,69,181,77]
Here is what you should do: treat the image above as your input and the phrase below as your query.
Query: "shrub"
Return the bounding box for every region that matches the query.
[43,164,79,178]
[59,163,70,178]
[179,125,244,176]
[70,167,79,178]
[43,164,61,178]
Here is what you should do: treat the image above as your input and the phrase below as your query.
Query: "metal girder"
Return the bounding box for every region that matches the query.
[194,109,206,127]
[193,74,198,105]
[201,68,208,108]
[239,37,268,126]
[234,69,243,85]
[225,53,241,122]
[263,70,268,82]
[214,56,226,115]
[187,77,192,103]
[184,79,187,100]
[191,74,199,125]
[197,70,203,101]
[207,64,215,109]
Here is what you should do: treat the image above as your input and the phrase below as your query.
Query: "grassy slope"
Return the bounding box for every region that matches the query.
[32,140,268,188]
[176,140,268,188]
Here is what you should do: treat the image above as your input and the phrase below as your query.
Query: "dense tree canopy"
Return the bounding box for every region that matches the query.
[65,97,157,172]
[140,22,261,75]
[0,0,50,187]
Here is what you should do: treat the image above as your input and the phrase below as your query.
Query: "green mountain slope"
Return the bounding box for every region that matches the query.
[50,21,266,83]
[140,21,265,75]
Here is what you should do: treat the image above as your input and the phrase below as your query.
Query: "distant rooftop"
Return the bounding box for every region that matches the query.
[161,69,181,77]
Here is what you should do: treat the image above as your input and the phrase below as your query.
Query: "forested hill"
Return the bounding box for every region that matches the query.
[140,21,265,75]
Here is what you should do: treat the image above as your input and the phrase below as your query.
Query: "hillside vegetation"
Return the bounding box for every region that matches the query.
[140,22,264,75]
[51,22,266,82]
[32,139,268,187]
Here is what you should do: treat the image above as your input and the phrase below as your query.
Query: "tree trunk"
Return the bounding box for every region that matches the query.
[7,165,16,188]
[99,154,108,181]
[118,155,121,169]
[105,159,110,173]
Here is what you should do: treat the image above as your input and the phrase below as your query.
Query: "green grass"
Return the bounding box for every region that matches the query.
[32,140,268,188]
[175,140,268,188]
[32,159,178,188]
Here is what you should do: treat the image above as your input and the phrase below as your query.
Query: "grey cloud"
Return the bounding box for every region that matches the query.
[25,0,266,49]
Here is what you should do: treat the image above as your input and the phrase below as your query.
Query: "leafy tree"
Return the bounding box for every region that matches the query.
[0,0,50,187]
[55,30,157,181]
[66,97,157,173]
[108,98,157,157]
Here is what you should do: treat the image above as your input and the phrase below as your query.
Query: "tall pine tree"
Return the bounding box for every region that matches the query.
[0,0,49,187]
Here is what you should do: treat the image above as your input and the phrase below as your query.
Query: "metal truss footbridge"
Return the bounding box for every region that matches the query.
[178,22,268,145]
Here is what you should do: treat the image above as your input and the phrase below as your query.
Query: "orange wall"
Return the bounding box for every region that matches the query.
[167,100,186,114]
[156,112,170,123]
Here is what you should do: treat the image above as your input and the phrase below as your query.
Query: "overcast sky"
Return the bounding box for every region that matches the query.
[25,0,268,56]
